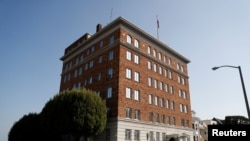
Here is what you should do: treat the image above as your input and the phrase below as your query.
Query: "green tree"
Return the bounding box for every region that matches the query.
[40,88,107,141]
[8,113,41,141]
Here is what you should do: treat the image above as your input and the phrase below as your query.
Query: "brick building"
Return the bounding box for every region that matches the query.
[59,16,193,141]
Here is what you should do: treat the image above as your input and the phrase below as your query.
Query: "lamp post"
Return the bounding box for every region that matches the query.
[212,65,250,119]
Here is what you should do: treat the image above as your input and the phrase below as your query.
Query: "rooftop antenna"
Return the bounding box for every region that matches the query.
[156,15,160,40]
[110,8,113,22]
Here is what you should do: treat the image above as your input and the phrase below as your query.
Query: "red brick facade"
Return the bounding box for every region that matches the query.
[59,17,192,139]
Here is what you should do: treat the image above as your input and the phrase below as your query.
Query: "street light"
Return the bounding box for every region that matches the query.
[212,65,250,119]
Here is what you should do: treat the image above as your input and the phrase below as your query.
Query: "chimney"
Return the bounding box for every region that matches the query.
[96,24,102,32]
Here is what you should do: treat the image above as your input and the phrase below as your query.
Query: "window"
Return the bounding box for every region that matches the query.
[150,131,154,141]
[63,75,67,83]
[166,100,170,109]
[134,90,140,101]
[170,85,174,94]
[108,68,113,78]
[80,54,84,62]
[67,74,71,81]
[186,120,189,127]
[134,130,140,140]
[156,113,160,123]
[180,104,183,112]
[109,35,114,44]
[159,81,163,90]
[179,89,182,97]
[149,94,153,104]
[97,73,102,81]
[84,63,88,70]
[83,79,87,86]
[158,52,162,60]
[147,46,151,54]
[162,114,166,124]
[153,64,157,72]
[107,87,112,98]
[75,57,79,64]
[167,116,171,125]
[173,117,176,125]
[149,112,153,122]
[165,84,168,92]
[125,129,132,140]
[89,60,94,68]
[168,58,172,65]
[135,109,140,120]
[126,68,132,79]
[126,51,132,61]
[91,46,95,53]
[153,49,156,57]
[126,35,132,44]
[88,77,92,84]
[181,65,184,72]
[126,107,132,118]
[134,39,139,48]
[182,77,185,85]
[155,96,158,106]
[169,71,172,79]
[178,76,181,83]
[156,132,160,141]
[134,54,139,64]
[74,69,78,77]
[183,91,186,99]
[78,67,82,76]
[126,87,132,99]
[100,40,103,48]
[171,101,175,110]
[162,133,166,141]
[177,63,180,70]
[148,61,152,70]
[87,49,90,55]
[77,82,81,89]
[184,105,188,113]
[160,98,164,107]
[108,50,114,60]
[148,77,152,86]
[154,79,158,89]
[98,56,103,63]
[134,71,140,82]
[159,66,162,75]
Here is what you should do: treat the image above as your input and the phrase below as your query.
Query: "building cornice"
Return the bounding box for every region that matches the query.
[60,16,190,64]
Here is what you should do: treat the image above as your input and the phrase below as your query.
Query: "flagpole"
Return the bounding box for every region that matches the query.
[156,16,159,40]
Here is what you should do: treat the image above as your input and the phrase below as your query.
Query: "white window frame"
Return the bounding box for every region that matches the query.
[126,68,132,79]
[147,46,151,54]
[134,71,140,82]
[148,61,152,70]
[126,51,132,61]
[125,129,132,140]
[126,87,132,98]
[134,39,139,48]
[149,94,153,104]
[155,96,158,106]
[126,35,132,44]
[148,77,152,86]
[134,54,139,64]
[134,90,140,101]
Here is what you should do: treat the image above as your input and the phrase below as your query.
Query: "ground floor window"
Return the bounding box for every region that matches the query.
[125,129,131,140]
[134,130,140,140]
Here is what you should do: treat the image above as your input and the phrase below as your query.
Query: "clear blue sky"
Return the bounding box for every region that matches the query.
[1,0,250,140]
